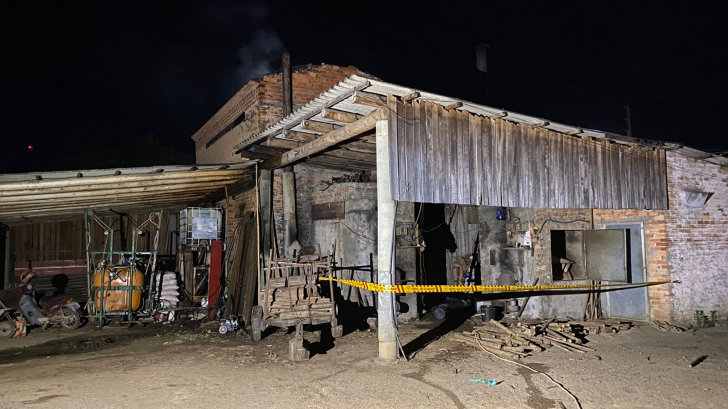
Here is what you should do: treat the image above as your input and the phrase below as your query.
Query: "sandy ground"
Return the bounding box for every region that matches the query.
[0,314,726,409]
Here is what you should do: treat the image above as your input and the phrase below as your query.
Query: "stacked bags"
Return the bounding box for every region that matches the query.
[154,272,179,309]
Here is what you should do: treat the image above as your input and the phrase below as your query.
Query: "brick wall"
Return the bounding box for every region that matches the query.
[257,64,364,107]
[272,165,361,256]
[592,209,669,321]
[529,150,728,325]
[193,63,368,158]
[664,152,728,323]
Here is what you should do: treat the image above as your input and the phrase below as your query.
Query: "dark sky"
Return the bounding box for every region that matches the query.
[2,1,727,173]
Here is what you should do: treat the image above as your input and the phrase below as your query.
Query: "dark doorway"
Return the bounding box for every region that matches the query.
[417,203,456,311]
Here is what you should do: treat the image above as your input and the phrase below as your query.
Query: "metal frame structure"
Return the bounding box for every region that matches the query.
[85,209,162,326]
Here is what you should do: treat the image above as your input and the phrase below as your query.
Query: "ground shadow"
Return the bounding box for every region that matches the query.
[402,307,471,359]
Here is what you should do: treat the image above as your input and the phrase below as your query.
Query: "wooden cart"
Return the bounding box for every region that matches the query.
[251,249,342,342]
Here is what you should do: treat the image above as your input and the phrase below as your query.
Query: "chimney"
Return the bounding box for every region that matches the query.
[282,52,293,117]
[475,44,489,73]
[475,44,489,104]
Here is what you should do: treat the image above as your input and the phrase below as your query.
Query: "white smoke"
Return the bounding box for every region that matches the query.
[235,27,287,83]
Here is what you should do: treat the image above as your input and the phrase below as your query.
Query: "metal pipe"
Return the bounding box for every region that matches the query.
[3,227,11,290]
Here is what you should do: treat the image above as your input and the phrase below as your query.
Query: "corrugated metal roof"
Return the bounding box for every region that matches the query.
[235,74,727,167]
[0,163,255,225]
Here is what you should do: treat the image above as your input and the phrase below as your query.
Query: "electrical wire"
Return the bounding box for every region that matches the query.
[536,219,590,239]
[389,200,407,361]
[473,335,582,409]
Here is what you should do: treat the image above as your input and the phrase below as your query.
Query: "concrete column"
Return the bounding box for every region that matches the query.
[282,168,301,258]
[376,119,397,360]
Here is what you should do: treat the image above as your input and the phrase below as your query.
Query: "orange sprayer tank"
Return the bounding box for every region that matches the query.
[92,266,144,312]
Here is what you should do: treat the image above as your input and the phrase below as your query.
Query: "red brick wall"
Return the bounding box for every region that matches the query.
[531,208,672,321]
[194,64,367,153]
[592,209,670,321]
[257,64,363,107]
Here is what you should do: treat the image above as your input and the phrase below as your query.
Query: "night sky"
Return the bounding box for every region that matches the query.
[2,1,727,174]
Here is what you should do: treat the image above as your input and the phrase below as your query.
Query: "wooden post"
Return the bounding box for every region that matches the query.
[259,170,272,289]
[376,118,397,360]
[282,169,301,258]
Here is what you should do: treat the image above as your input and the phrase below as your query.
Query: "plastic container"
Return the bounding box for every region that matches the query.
[92,266,144,312]
[434,304,449,320]
[180,207,223,249]
[481,305,496,323]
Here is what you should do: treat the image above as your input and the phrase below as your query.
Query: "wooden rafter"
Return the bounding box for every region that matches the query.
[260,108,386,170]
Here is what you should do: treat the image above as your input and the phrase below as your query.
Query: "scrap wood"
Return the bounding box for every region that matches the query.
[458,318,625,358]
[650,320,685,333]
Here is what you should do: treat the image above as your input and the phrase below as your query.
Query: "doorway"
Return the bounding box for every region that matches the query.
[605,223,649,321]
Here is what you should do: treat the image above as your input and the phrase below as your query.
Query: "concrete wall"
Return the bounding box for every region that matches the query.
[312,182,378,306]
[196,108,261,165]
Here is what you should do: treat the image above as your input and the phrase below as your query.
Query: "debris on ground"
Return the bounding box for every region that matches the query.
[451,319,632,358]
[689,355,708,368]
[650,320,686,332]
[469,378,497,385]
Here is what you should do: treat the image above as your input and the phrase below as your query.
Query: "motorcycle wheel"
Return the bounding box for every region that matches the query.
[0,321,15,338]
[59,307,81,330]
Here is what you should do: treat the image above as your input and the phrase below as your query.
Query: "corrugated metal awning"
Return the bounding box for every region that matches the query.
[0,163,255,225]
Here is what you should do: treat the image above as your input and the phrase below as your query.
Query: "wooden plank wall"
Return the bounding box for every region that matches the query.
[387,97,668,209]
[10,212,178,264]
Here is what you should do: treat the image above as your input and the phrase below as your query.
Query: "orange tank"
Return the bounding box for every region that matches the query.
[92,266,144,312]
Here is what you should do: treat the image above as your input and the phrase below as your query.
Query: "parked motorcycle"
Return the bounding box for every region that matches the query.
[17,271,82,330]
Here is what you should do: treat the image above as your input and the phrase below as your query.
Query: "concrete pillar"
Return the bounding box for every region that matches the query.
[376,119,397,360]
[282,168,301,258]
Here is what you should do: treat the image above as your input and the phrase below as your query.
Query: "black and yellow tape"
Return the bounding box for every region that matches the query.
[319,277,678,294]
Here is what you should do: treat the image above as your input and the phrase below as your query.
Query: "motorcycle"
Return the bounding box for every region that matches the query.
[17,271,82,330]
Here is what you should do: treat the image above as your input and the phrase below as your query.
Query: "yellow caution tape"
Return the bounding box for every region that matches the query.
[319,277,678,294]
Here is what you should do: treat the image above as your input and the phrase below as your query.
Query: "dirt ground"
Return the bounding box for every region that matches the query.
[0,313,726,409]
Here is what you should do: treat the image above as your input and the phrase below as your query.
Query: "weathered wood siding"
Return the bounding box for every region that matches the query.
[11,212,178,263]
[387,97,668,209]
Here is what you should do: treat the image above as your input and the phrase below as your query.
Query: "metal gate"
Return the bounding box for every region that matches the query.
[605,224,648,321]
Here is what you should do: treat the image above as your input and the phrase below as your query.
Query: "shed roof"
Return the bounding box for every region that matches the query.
[0,163,255,225]
[234,75,728,169]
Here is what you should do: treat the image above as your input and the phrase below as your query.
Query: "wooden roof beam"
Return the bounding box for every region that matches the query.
[350,91,386,108]
[0,170,247,192]
[281,130,316,142]
[401,91,420,103]
[321,108,361,124]
[301,120,341,134]
[0,175,242,198]
[445,101,463,111]
[267,138,376,163]
[261,108,387,170]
